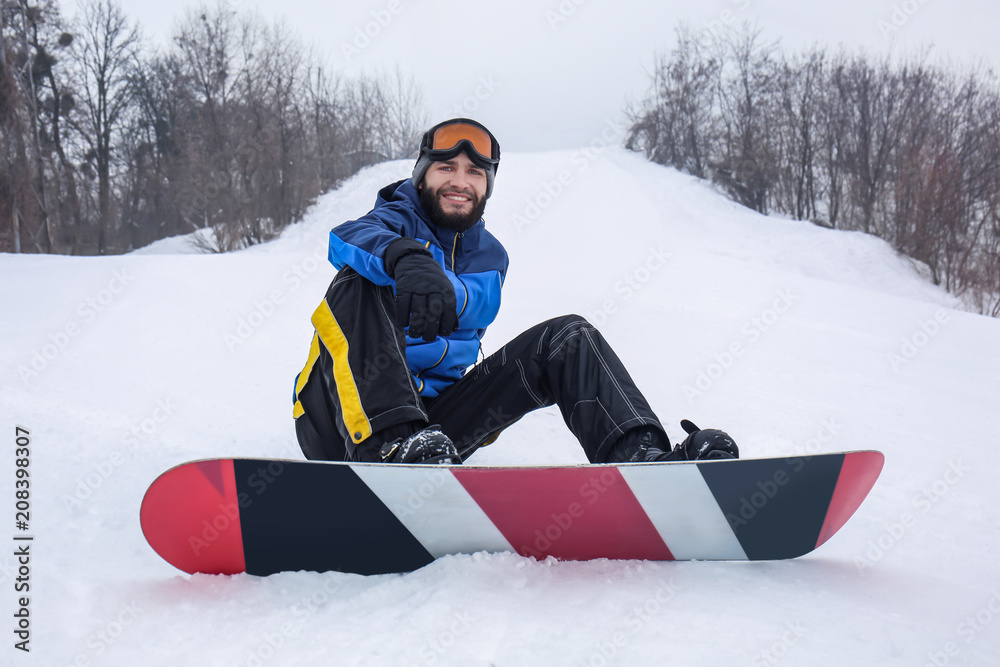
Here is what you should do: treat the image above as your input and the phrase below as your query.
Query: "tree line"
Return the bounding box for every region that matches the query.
[626,24,1000,316]
[1,0,425,255]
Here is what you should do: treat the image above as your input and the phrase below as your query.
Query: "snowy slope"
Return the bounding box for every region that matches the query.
[1,148,998,666]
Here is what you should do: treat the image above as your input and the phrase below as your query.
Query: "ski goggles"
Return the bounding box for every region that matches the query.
[421,119,501,169]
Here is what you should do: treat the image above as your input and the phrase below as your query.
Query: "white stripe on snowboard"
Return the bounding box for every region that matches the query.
[619,464,748,560]
[351,466,513,558]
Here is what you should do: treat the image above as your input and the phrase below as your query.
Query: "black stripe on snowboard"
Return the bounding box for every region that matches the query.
[233,460,433,575]
[698,454,845,560]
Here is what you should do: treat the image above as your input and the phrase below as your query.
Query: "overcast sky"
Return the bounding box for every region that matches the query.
[66,0,1000,152]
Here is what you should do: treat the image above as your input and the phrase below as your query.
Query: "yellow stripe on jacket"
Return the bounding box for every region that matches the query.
[309,300,372,443]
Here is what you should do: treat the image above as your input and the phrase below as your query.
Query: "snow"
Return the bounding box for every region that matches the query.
[2,148,999,666]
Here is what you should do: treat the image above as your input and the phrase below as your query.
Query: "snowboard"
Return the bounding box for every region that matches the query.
[140,451,883,576]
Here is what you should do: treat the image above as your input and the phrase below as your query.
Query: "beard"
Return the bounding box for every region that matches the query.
[419,184,487,232]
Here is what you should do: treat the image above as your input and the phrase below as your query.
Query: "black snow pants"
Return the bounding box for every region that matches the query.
[292,268,665,463]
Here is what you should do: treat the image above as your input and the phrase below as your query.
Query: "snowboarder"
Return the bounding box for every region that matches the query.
[292,118,739,465]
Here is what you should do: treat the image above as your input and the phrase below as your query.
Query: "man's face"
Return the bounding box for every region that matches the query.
[418,152,488,231]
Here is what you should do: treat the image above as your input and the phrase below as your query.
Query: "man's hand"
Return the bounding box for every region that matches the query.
[391,251,459,342]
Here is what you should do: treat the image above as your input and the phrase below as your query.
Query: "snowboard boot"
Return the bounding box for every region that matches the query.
[378,425,461,465]
[608,421,739,463]
[671,420,739,460]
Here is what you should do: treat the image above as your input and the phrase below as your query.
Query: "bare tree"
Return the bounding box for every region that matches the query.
[69,0,141,253]
[1,0,65,252]
[776,49,825,221]
[34,25,80,246]
[626,24,718,178]
[380,65,427,160]
[304,63,345,190]
[5,0,428,256]
[1,3,36,253]
[171,2,244,250]
[626,24,1000,315]
[121,53,188,249]
[710,24,779,214]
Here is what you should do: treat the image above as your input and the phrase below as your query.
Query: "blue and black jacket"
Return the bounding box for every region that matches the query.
[328,179,508,397]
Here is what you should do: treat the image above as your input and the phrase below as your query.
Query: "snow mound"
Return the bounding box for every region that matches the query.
[2,148,997,666]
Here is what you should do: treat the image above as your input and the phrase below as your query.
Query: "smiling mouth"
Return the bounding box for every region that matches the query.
[441,191,472,204]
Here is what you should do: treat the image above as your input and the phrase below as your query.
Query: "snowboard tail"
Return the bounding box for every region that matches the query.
[140,451,883,576]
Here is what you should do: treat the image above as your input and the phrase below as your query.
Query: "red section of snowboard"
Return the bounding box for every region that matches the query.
[453,466,674,562]
[815,451,885,548]
[140,460,247,575]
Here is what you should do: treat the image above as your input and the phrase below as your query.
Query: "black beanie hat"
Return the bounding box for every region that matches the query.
[412,118,499,198]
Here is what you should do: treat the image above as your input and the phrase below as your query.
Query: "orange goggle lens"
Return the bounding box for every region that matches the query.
[430,123,495,160]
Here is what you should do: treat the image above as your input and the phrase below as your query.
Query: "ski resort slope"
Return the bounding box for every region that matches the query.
[2,148,998,666]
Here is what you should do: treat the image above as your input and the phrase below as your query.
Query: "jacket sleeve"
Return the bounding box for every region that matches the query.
[327,205,416,286]
[454,241,509,331]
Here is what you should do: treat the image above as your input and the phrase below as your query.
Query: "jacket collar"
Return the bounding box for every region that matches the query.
[376,179,486,241]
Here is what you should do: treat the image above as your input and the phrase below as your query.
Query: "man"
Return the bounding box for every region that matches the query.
[292,118,738,465]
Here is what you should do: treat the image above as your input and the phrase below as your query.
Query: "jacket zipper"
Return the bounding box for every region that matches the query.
[450,231,470,316]
[415,341,450,390]
[450,232,462,271]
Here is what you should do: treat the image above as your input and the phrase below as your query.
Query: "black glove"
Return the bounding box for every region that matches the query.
[385,239,458,342]
[676,420,739,460]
